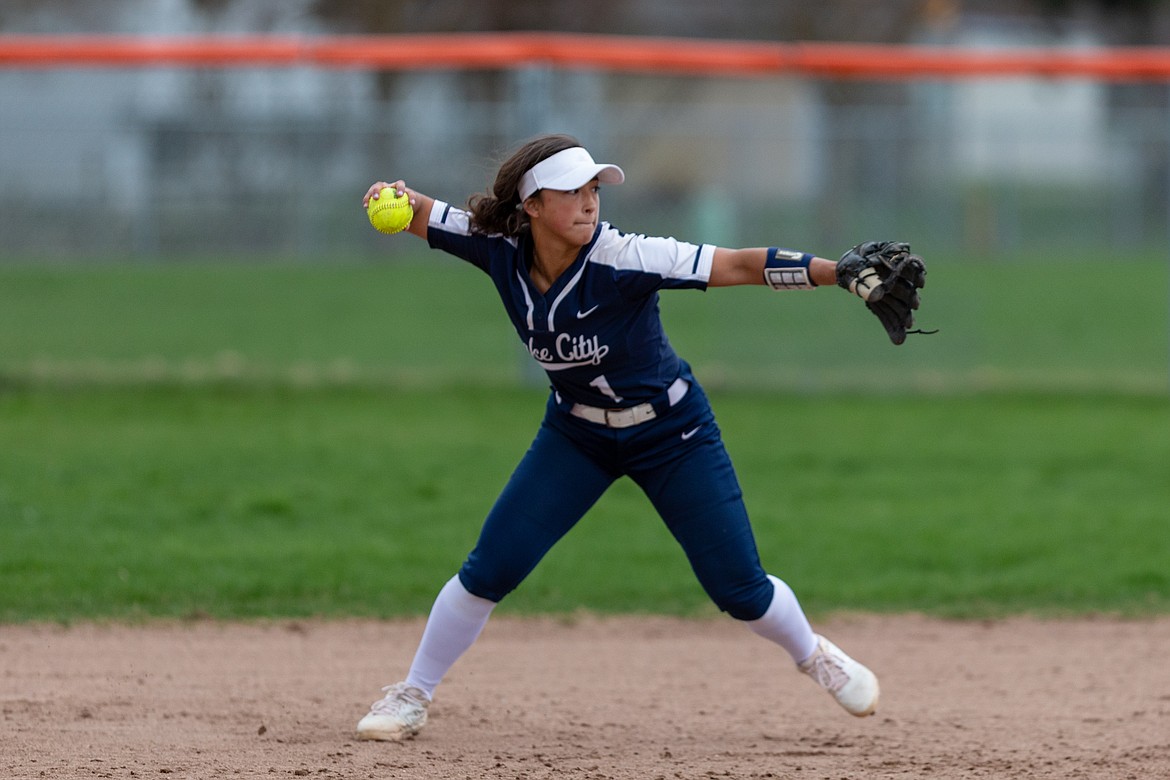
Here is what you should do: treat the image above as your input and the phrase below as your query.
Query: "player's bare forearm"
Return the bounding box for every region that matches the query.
[362,180,435,240]
[708,247,837,288]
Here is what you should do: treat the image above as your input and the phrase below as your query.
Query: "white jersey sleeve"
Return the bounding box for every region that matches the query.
[586,224,715,295]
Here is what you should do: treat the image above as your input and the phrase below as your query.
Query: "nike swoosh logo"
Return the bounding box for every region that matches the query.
[576,305,600,319]
[681,426,702,441]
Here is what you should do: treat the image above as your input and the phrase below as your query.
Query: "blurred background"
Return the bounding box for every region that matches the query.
[1,0,1168,393]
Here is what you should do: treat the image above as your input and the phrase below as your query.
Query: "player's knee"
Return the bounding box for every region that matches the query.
[707,578,773,621]
[457,562,520,604]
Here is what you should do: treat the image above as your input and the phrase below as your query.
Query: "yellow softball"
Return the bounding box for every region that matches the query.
[367,188,414,234]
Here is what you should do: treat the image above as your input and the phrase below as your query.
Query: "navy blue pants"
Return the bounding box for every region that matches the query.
[457,381,774,621]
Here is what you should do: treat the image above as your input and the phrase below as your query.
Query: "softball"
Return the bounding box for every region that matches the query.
[368,188,413,234]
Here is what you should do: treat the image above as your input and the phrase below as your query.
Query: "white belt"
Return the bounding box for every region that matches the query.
[569,377,689,429]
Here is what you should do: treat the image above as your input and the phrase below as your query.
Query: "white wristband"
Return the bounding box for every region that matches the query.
[763,248,816,291]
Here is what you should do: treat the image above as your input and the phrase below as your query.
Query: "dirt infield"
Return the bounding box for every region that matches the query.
[3,614,1169,779]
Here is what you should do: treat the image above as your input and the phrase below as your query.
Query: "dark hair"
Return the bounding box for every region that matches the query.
[467,133,582,236]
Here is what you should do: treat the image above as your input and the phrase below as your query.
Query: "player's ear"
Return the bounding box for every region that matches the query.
[523,197,540,219]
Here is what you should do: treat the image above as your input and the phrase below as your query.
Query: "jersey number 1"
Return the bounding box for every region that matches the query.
[589,374,623,404]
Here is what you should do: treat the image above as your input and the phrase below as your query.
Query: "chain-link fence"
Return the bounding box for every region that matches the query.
[5,63,1170,256]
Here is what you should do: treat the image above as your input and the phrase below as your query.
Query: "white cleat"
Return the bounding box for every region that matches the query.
[356,682,431,741]
[798,635,880,717]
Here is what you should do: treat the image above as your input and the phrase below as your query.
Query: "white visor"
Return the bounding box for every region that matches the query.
[517,147,625,201]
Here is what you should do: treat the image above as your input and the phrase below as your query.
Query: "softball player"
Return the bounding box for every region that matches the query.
[356,134,879,741]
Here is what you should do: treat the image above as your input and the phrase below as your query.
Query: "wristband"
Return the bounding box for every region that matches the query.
[763,248,817,290]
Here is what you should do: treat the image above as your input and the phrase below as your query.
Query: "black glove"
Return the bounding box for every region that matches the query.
[836,241,932,345]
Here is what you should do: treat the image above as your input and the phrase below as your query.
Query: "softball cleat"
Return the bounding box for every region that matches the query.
[356,682,430,741]
[798,635,880,717]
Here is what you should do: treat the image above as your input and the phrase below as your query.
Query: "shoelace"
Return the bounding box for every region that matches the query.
[369,683,426,715]
[805,651,850,693]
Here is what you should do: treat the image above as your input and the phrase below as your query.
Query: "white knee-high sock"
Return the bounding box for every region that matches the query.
[404,575,496,699]
[743,574,819,664]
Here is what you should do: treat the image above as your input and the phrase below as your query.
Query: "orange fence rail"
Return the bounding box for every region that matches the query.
[4,33,1170,80]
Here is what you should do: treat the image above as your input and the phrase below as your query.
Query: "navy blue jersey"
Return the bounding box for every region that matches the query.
[427,200,715,408]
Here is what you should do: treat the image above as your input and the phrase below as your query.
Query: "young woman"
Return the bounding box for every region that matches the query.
[356,134,880,741]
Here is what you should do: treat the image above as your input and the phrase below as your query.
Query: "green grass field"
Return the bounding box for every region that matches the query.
[2,251,1166,393]
[1,257,1168,622]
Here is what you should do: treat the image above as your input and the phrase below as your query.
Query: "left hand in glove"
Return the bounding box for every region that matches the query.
[836,241,933,345]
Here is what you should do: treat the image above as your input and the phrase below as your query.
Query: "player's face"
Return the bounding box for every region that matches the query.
[534,179,601,246]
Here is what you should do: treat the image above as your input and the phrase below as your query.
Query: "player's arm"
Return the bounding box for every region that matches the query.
[362,180,435,240]
[708,247,837,289]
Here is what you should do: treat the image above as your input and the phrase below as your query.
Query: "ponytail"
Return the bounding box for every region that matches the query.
[467,191,526,236]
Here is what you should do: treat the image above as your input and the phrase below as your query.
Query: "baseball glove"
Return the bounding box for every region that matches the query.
[836,241,933,345]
